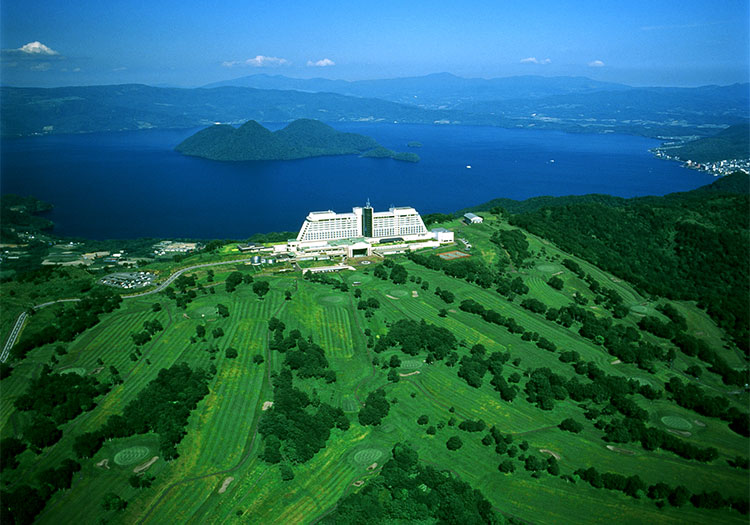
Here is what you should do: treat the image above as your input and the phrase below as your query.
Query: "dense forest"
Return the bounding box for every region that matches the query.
[661,123,750,163]
[507,173,750,351]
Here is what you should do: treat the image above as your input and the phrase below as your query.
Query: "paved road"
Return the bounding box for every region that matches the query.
[0,257,256,363]
[0,312,27,363]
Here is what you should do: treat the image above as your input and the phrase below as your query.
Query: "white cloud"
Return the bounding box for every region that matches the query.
[30,62,52,71]
[19,41,58,55]
[112,67,127,71]
[307,58,335,67]
[520,57,551,65]
[222,55,290,68]
[588,60,605,67]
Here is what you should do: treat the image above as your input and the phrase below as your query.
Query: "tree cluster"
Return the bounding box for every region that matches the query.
[575,466,748,515]
[321,443,498,525]
[12,287,122,360]
[666,377,747,436]
[74,363,212,461]
[304,271,348,292]
[358,389,390,426]
[0,457,81,524]
[408,252,495,288]
[374,319,457,360]
[259,368,348,464]
[490,228,531,269]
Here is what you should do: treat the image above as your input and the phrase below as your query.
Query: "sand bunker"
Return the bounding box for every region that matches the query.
[611,359,621,365]
[539,449,561,460]
[352,480,364,487]
[96,459,110,469]
[666,429,692,437]
[386,295,399,300]
[606,445,635,456]
[262,401,274,411]
[399,371,421,377]
[411,290,419,297]
[367,463,378,471]
[694,420,706,427]
[218,477,235,494]
[133,456,159,474]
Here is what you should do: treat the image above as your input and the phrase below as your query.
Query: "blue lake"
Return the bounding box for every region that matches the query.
[0,123,715,239]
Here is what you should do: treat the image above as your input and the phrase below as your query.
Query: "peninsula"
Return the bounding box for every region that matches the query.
[175,119,419,162]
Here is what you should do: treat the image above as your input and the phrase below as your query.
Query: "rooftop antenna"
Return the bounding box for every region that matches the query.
[365,198,371,208]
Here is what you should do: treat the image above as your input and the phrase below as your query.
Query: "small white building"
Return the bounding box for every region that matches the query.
[463,213,483,224]
[431,227,455,243]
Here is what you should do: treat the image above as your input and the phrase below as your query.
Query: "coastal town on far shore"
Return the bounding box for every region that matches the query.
[652,149,750,177]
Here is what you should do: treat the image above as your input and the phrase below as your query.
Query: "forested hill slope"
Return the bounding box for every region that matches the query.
[506,173,750,351]
[663,123,750,163]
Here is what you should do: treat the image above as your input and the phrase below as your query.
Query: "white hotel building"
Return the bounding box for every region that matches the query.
[275,202,454,258]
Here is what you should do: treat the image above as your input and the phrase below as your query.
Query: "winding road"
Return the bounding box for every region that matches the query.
[0,257,255,363]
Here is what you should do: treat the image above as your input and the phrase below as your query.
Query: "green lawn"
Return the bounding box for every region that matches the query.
[2,226,747,525]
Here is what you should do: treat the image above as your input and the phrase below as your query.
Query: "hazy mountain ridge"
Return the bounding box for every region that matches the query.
[203,72,631,107]
[1,76,747,139]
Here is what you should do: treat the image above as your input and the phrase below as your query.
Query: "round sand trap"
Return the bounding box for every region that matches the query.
[353,448,384,466]
[320,295,345,305]
[114,446,150,466]
[661,416,692,431]
[59,367,86,376]
[388,289,409,298]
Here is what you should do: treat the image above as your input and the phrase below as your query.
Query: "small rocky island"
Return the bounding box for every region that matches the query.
[175,119,420,162]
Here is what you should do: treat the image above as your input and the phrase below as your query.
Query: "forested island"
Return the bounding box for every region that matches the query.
[175,119,419,162]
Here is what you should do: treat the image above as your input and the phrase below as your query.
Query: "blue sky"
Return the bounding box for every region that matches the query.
[1,0,748,87]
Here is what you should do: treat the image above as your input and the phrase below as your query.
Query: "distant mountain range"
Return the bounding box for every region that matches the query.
[202,72,631,108]
[175,119,419,162]
[1,73,747,140]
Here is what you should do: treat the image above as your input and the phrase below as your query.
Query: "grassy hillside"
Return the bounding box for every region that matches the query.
[0,215,747,524]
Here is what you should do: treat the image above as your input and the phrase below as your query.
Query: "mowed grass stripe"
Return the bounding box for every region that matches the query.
[143,477,218,525]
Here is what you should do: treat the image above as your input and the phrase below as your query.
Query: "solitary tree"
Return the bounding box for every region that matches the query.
[253,281,270,299]
[446,436,463,451]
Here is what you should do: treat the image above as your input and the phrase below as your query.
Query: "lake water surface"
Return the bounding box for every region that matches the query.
[0,123,715,239]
